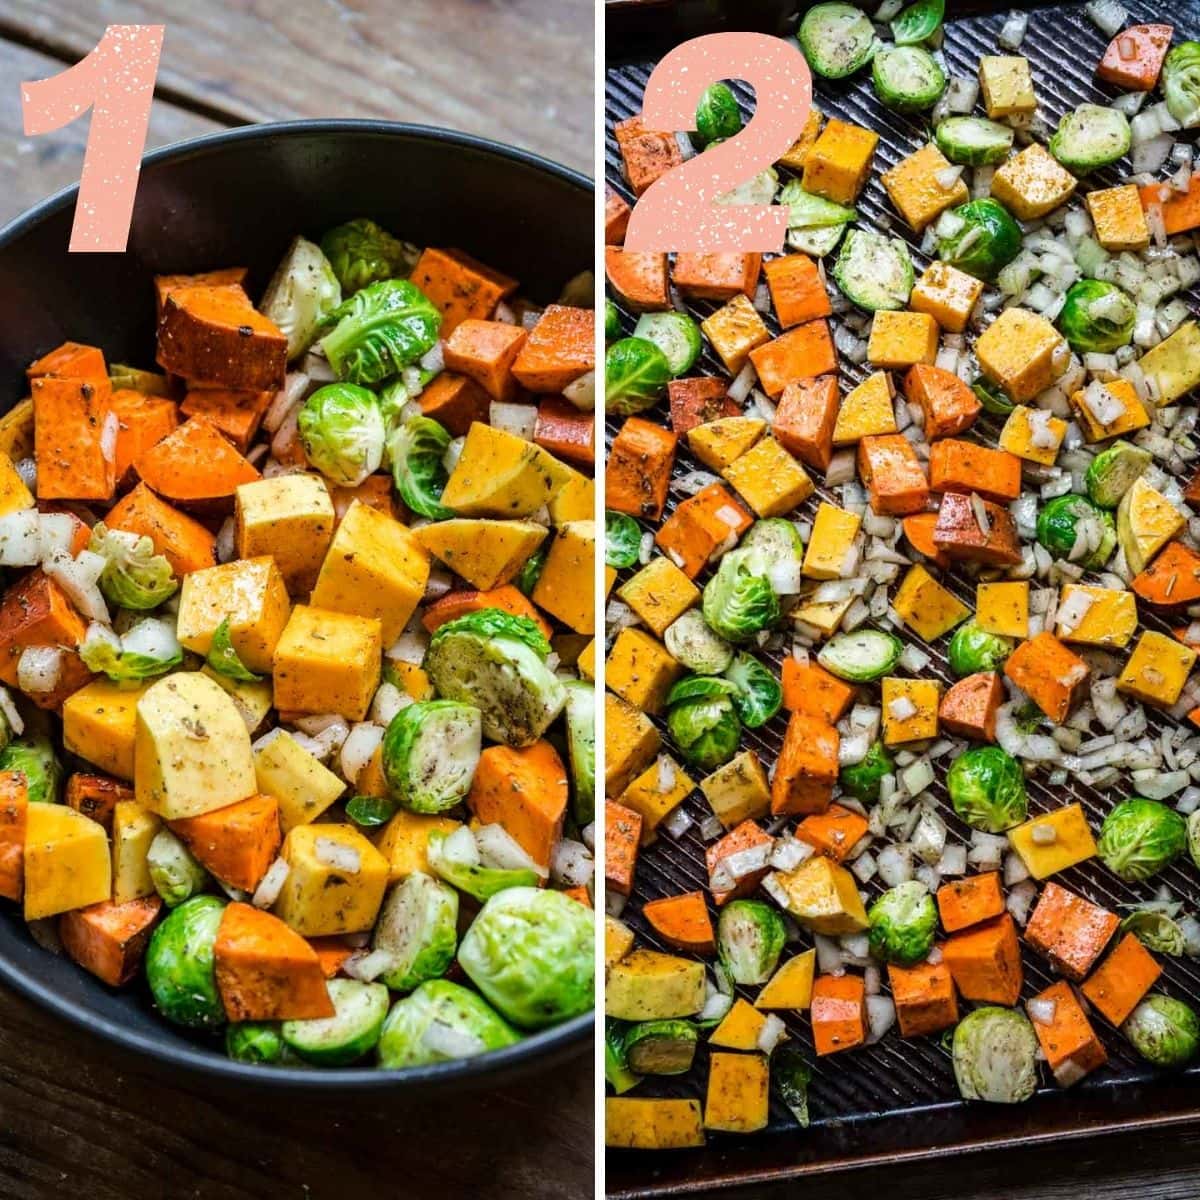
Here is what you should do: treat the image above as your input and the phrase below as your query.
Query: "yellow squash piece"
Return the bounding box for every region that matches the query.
[832,371,897,445]
[777,107,823,171]
[606,628,683,716]
[617,555,700,638]
[976,581,1029,638]
[1118,631,1197,707]
[441,421,572,518]
[111,799,161,904]
[202,666,273,734]
[705,1052,770,1133]
[700,750,771,829]
[63,679,153,781]
[881,143,969,232]
[894,564,970,642]
[605,1098,705,1150]
[605,914,636,970]
[710,998,770,1050]
[532,519,596,634]
[803,502,862,580]
[1086,184,1150,252]
[1054,585,1137,648]
[976,308,1068,403]
[23,802,110,920]
[867,310,940,369]
[721,436,813,518]
[802,118,878,205]
[374,809,461,883]
[792,592,855,637]
[1117,476,1184,574]
[700,294,770,374]
[991,143,1078,221]
[606,948,706,1020]
[272,605,382,721]
[578,638,596,682]
[909,261,984,334]
[0,398,34,462]
[254,729,347,833]
[687,416,766,471]
[272,823,389,936]
[999,405,1067,465]
[235,474,334,594]
[0,451,33,515]
[413,518,545,592]
[1007,803,1097,879]
[1069,378,1149,443]
[605,692,661,797]
[547,467,594,525]
[768,856,868,934]
[619,755,694,845]
[882,678,941,745]
[979,55,1037,118]
[1137,320,1200,405]
[755,948,816,1010]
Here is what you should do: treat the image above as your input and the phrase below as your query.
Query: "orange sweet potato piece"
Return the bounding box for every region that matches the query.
[1025,881,1118,981]
[606,417,678,521]
[771,711,838,816]
[511,305,595,393]
[1081,931,1162,1026]
[154,267,249,317]
[27,341,107,387]
[1132,541,1200,607]
[32,375,115,502]
[763,254,831,329]
[214,901,334,1021]
[330,475,397,523]
[180,388,271,453]
[857,433,929,516]
[1004,633,1090,724]
[606,798,643,897]
[905,365,980,439]
[59,895,162,987]
[888,958,959,1038]
[671,254,762,302]
[667,377,738,434]
[706,820,772,906]
[468,741,568,870]
[749,320,837,398]
[110,389,179,482]
[901,512,950,568]
[1100,24,1173,90]
[170,794,282,891]
[655,483,751,578]
[604,247,670,312]
[936,871,1005,934]
[0,772,27,901]
[0,571,93,706]
[933,492,1022,566]
[106,482,217,576]
[442,320,528,403]
[420,586,553,640]
[535,396,595,468]
[929,439,1021,504]
[1029,980,1107,1087]
[614,115,683,195]
[418,372,491,437]
[939,672,1003,741]
[774,376,838,472]
[605,185,631,245]
[307,935,354,979]
[564,885,592,907]
[795,804,868,863]
[1148,174,1200,237]
[410,247,518,337]
[65,772,133,832]
[157,285,287,392]
[781,657,854,723]
[134,414,260,509]
[643,891,715,955]
[942,913,1023,1005]
[811,973,866,1055]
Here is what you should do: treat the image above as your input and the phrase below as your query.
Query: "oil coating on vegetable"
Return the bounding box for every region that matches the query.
[377,978,520,1069]
[953,1006,1039,1103]
[1048,104,1131,174]
[1123,995,1200,1068]
[1097,797,1188,882]
[946,745,1027,833]
[373,871,460,991]
[868,881,938,966]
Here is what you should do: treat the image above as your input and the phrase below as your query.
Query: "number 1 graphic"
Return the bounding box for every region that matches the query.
[22,25,165,253]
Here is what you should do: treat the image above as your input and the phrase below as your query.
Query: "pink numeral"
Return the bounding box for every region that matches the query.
[22,25,165,253]
[625,32,812,255]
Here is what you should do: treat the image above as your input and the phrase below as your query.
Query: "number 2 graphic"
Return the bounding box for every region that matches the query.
[624,32,812,255]
[22,25,165,253]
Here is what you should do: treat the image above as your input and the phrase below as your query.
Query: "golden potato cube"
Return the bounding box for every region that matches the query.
[722,437,814,518]
[867,311,940,369]
[273,823,389,936]
[23,802,110,920]
[0,451,33,515]
[272,605,382,721]
[802,118,879,205]
[176,556,291,674]
[882,677,941,745]
[1118,631,1197,707]
[254,729,347,832]
[532,519,596,634]
[414,518,545,592]
[312,500,430,643]
[1069,378,1150,443]
[375,808,462,882]
[705,1052,770,1133]
[701,750,771,829]
[976,307,1067,403]
[777,108,823,171]
[768,856,867,934]
[1086,184,1150,252]
[832,371,897,445]
[700,294,770,375]
[894,564,970,642]
[63,679,153,781]
[606,1098,706,1151]
[991,143,1077,221]
[792,592,855,637]
[605,692,661,797]
[687,417,766,471]
[979,55,1036,118]
[619,755,694,844]
[606,627,683,716]
[803,503,862,580]
[999,405,1067,465]
[976,581,1029,638]
[442,421,573,518]
[617,555,700,637]
[235,474,335,594]
[881,143,969,232]
[1007,803,1097,880]
[910,261,984,333]
[111,799,161,904]
[548,468,594,525]
[1055,585,1137,648]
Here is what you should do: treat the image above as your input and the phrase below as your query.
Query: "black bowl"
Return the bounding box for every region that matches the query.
[0,119,594,1092]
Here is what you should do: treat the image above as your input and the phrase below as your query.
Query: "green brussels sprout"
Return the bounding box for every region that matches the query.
[260,235,343,359]
[319,217,419,295]
[773,1043,812,1127]
[458,886,593,1029]
[1164,41,1200,129]
[1036,494,1116,568]
[833,229,914,311]
[563,680,596,826]
[778,180,857,245]
[702,549,780,644]
[372,871,459,991]
[952,1006,1039,1103]
[1057,279,1136,354]
[88,522,177,611]
[695,82,743,147]
[284,978,389,1066]
[514,543,547,596]
[426,829,539,902]
[382,700,481,814]
[429,607,551,658]
[1048,104,1131,173]
[298,382,385,487]
[605,337,672,416]
[1097,797,1187,882]
[1085,440,1151,508]
[936,199,1022,282]
[79,618,182,684]
[226,1022,284,1065]
[868,881,938,966]
[891,0,943,45]
[1121,908,1186,956]
[798,3,878,79]
[664,609,734,675]
[387,414,455,520]
[717,898,786,985]
[605,1017,641,1093]
[604,298,621,342]
[934,115,1013,166]
[605,510,643,569]
[1123,995,1200,1068]
[633,312,702,376]
[667,692,741,771]
[667,676,739,706]
[971,376,1015,416]
[818,629,903,682]
[839,742,894,803]
[872,44,946,112]
[145,895,226,1030]
[146,828,208,908]
[320,279,441,387]
[723,653,782,729]
[206,617,262,683]
[0,735,61,805]
[345,794,398,828]
[740,518,805,593]
[946,746,1027,833]
[623,1019,699,1074]
[947,622,1013,677]
[378,978,521,1068]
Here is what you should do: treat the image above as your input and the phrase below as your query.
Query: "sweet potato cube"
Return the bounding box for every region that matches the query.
[795,804,868,863]
[888,958,959,1038]
[65,772,132,832]
[614,115,683,195]
[1081,932,1162,1026]
[605,247,670,312]
[763,253,831,328]
[32,375,115,501]
[179,388,269,453]
[605,186,631,244]
[655,483,751,578]
[534,396,595,468]
[1098,23,1172,90]
[443,319,527,403]
[936,871,1005,933]
[59,895,161,987]
[858,434,929,516]
[929,439,1021,504]
[106,482,217,577]
[511,304,593,393]
[748,320,837,398]
[706,820,772,906]
[606,417,677,521]
[643,891,715,955]
[418,372,490,437]
[933,492,1022,567]
[905,365,980,439]
[136,414,260,509]
[667,377,738,434]
[939,672,1003,741]
[811,973,867,1055]
[308,936,354,979]
[943,913,1023,1005]
[1029,980,1107,1087]
[771,711,838,816]
[0,772,26,901]
[1004,632,1090,724]
[773,376,838,473]
[27,341,107,387]
[0,570,92,707]
[111,389,179,481]
[154,268,248,315]
[704,1052,770,1132]
[169,794,282,891]
[1025,881,1118,981]
[672,254,761,301]
[468,741,568,870]
[410,247,517,336]
[781,658,854,723]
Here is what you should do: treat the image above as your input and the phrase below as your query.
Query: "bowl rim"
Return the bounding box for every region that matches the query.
[0,117,595,1090]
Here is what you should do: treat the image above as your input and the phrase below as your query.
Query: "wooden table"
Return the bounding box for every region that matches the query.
[0,6,594,1198]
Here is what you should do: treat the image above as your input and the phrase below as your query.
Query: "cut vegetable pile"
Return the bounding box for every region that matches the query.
[605,1,1200,1149]
[0,217,596,1069]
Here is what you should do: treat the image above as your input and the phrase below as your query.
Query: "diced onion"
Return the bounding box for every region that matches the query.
[340,722,385,785]
[313,837,362,874]
[489,402,537,441]
[551,838,594,888]
[475,823,547,877]
[251,858,291,908]
[17,646,62,695]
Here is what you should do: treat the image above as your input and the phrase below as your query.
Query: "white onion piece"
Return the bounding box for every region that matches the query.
[340,722,385,785]
[0,510,42,567]
[562,369,595,411]
[489,401,537,441]
[264,372,310,433]
[313,838,361,874]
[251,857,291,908]
[551,838,594,888]
[17,646,62,695]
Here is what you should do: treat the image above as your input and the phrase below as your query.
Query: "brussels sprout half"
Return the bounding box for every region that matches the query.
[372,871,459,991]
[79,619,182,684]
[1048,104,1131,174]
[378,978,521,1068]
[604,299,621,342]
[284,978,390,1066]
[382,700,482,814]
[1121,908,1186,956]
[1057,279,1136,355]
[605,337,673,416]
[426,829,540,902]
[868,881,938,966]
[946,746,1027,833]
[702,549,780,644]
[145,895,226,1030]
[298,382,386,487]
[839,742,894,803]
[717,898,787,985]
[666,693,742,772]
[320,217,419,295]
[206,617,262,683]
[0,735,62,805]
[740,518,805,594]
[798,3,878,79]
[319,279,441,387]
[605,510,643,569]
[633,312,702,376]
[833,229,914,311]
[935,116,1014,166]
[872,45,946,112]
[606,1017,642,1093]
[953,1006,1039,1103]
[1085,440,1151,508]
[88,522,177,611]
[623,1019,700,1075]
[387,414,455,520]
[147,828,208,908]
[948,623,1013,677]
[695,82,743,147]
[1123,995,1200,1068]
[1036,494,1117,569]
[1097,797,1187,882]
[818,629,903,682]
[1164,41,1200,129]
[664,609,735,675]
[891,0,944,45]
[226,1022,285,1065]
[773,1043,813,1127]
[723,653,783,729]
[936,199,1022,282]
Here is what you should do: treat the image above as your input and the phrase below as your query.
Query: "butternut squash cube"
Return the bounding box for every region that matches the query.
[605,692,660,797]
[532,519,596,634]
[755,948,816,1010]
[704,1052,770,1132]
[1069,378,1149,443]
[802,502,862,580]
[618,755,694,845]
[709,997,769,1050]
[617,555,700,637]
[976,581,1029,638]
[910,261,984,333]
[63,679,153,781]
[802,118,878,205]
[1055,585,1137,647]
[23,802,110,920]
[441,421,573,517]
[881,143,969,232]
[1118,630,1197,707]
[375,809,462,883]
[272,823,388,936]
[999,405,1067,465]
[235,474,334,594]
[1086,183,1150,252]
[254,730,346,833]
[766,855,867,934]
[606,628,682,715]
[111,799,161,904]
[700,750,771,829]
[978,55,1037,118]
[893,563,970,642]
[991,143,1078,221]
[721,436,814,518]
[699,294,770,375]
[881,677,941,744]
[867,310,940,369]
[272,605,382,721]
[605,1098,705,1150]
[0,451,33,515]
[832,371,897,445]
[686,417,765,471]
[976,308,1067,404]
[414,517,544,593]
[1007,803,1097,879]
